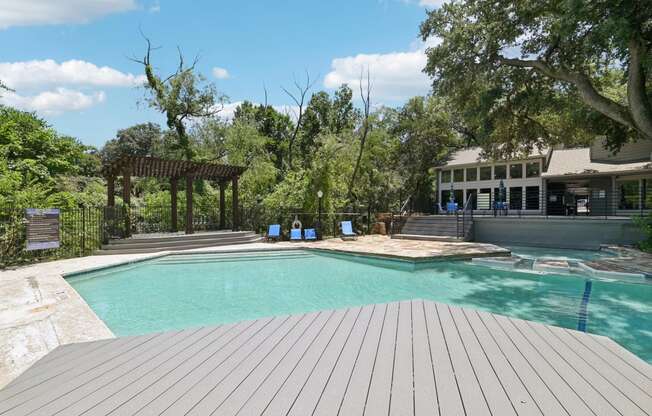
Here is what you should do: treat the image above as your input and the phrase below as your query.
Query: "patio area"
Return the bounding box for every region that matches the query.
[2,299,650,416]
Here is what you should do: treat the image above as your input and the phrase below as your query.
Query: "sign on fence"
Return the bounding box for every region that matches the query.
[25,208,60,250]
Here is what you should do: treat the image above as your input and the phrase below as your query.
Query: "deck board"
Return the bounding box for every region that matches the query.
[1,299,649,416]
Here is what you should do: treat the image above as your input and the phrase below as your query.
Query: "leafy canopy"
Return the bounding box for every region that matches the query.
[421,0,652,154]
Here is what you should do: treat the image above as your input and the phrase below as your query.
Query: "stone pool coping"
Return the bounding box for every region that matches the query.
[0,237,510,388]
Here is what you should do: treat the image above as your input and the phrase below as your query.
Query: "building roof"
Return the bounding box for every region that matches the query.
[439,147,548,168]
[543,148,652,177]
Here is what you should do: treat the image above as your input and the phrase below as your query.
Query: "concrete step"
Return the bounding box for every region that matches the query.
[102,233,258,250]
[106,231,254,245]
[391,234,463,242]
[96,235,263,254]
[404,217,459,223]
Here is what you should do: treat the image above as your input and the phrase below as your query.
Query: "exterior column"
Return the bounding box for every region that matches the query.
[219,181,226,229]
[107,176,115,207]
[170,177,178,232]
[122,166,131,238]
[232,176,239,231]
[186,175,194,234]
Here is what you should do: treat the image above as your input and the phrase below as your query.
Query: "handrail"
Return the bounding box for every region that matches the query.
[399,196,411,216]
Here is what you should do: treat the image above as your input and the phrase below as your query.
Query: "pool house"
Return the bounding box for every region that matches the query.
[436,138,652,217]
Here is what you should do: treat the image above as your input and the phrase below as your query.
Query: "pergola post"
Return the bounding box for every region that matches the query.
[107,176,115,207]
[232,176,239,231]
[122,166,131,238]
[219,181,226,230]
[170,177,178,233]
[186,175,194,234]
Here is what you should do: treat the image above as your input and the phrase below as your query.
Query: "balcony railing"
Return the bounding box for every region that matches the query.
[441,188,651,218]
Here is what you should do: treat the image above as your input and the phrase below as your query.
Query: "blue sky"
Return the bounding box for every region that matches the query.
[0,0,441,148]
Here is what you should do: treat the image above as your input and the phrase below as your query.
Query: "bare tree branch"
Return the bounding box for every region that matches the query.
[497,55,647,137]
[282,70,316,169]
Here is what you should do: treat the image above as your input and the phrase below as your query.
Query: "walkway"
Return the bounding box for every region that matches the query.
[1,300,650,416]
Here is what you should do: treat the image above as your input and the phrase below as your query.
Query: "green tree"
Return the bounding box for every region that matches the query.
[100,122,162,163]
[133,37,224,160]
[0,105,100,207]
[394,96,459,211]
[421,0,652,150]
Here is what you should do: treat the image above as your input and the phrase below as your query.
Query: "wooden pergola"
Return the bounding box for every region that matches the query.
[102,156,247,236]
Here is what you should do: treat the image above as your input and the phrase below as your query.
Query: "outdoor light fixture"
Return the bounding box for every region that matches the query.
[317,190,323,240]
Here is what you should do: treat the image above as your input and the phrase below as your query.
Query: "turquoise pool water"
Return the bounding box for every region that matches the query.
[67,250,652,362]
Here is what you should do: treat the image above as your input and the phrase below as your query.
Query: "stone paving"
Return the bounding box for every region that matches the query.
[0,237,509,388]
[287,234,510,261]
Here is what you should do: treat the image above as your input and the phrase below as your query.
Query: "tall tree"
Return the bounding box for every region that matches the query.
[347,71,372,202]
[132,36,223,160]
[394,96,458,211]
[282,72,315,169]
[421,0,652,150]
[100,122,162,163]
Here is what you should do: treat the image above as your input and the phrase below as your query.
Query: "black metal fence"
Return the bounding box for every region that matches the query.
[1,206,104,268]
[1,204,380,267]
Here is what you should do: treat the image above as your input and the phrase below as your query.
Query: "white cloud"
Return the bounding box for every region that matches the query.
[0,59,145,89]
[0,0,136,29]
[418,0,446,7]
[2,88,106,115]
[324,38,440,102]
[212,67,230,80]
[148,1,160,12]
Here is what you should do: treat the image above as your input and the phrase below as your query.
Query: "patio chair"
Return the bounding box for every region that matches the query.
[340,220,357,240]
[267,224,281,242]
[290,228,302,241]
[304,228,317,241]
[446,201,458,214]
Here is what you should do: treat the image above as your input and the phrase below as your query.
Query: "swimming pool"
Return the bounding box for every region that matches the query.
[66,250,652,362]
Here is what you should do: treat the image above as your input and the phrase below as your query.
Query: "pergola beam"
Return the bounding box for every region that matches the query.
[101,156,246,236]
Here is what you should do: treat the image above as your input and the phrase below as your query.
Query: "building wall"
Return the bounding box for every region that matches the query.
[473,217,644,249]
[438,158,545,210]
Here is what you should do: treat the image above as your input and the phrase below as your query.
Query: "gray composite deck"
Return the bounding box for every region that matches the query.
[0,300,650,416]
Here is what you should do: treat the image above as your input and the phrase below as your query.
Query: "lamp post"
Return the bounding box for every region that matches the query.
[317,190,323,240]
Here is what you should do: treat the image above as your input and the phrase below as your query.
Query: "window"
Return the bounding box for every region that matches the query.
[509,164,523,179]
[526,162,540,178]
[454,169,464,182]
[478,188,491,209]
[466,168,477,181]
[526,186,540,210]
[441,190,451,204]
[479,166,492,181]
[441,170,451,183]
[453,190,464,204]
[618,180,640,210]
[494,165,507,180]
[509,187,523,210]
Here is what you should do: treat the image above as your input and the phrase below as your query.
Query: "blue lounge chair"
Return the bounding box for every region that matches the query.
[290,228,302,241]
[267,224,281,242]
[304,228,317,241]
[340,221,357,240]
